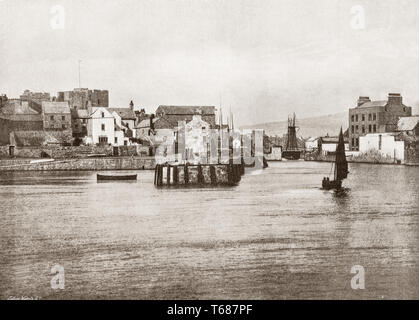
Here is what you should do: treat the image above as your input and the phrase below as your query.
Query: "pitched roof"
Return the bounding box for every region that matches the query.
[397,116,419,131]
[357,100,387,108]
[108,108,136,120]
[11,131,59,147]
[0,101,39,115]
[156,105,216,116]
[0,113,42,122]
[320,136,349,143]
[42,101,70,114]
[136,117,158,128]
[89,107,113,118]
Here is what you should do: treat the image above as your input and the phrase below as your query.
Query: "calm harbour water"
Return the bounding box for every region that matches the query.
[0,161,418,300]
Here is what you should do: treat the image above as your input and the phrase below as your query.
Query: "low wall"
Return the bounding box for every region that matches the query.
[0,145,114,159]
[305,150,401,164]
[0,145,154,159]
[0,157,156,171]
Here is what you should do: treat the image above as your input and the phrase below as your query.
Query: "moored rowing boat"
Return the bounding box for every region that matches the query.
[97,174,137,181]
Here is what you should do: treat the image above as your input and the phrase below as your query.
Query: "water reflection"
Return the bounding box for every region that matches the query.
[0,162,418,299]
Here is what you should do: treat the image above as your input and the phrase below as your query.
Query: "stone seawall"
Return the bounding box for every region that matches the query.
[0,157,156,171]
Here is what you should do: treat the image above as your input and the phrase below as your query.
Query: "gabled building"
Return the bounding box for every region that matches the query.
[41,101,71,130]
[109,106,136,138]
[349,93,412,150]
[155,105,217,130]
[86,107,115,146]
[397,116,419,164]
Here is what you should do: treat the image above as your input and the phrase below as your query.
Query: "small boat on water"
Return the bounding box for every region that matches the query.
[30,159,55,165]
[322,127,349,190]
[97,173,137,181]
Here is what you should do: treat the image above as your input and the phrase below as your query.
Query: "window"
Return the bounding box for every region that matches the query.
[351,126,354,134]
[403,107,406,112]
[355,115,358,122]
[368,114,372,121]
[62,116,65,121]
[373,124,377,133]
[351,115,354,122]
[379,135,382,150]
[101,112,105,118]
[114,137,118,144]
[356,138,359,146]
[369,125,372,133]
[62,124,66,129]
[373,113,377,121]
[102,124,105,131]
[99,136,108,144]
[50,115,54,120]
[75,124,79,129]
[362,114,365,121]
[351,138,354,146]
[355,125,359,132]
[362,126,365,134]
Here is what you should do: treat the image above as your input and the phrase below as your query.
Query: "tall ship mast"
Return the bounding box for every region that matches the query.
[282,113,302,160]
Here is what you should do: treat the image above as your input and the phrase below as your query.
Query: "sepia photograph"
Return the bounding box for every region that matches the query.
[1,0,418,309]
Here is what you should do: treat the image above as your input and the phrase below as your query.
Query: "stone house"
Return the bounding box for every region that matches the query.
[42,101,71,130]
[348,93,412,151]
[397,116,419,164]
[154,106,217,130]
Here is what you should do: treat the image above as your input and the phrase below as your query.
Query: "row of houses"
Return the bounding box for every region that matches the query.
[305,117,418,161]
[0,89,221,153]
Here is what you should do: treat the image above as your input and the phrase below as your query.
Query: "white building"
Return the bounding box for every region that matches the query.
[359,133,404,162]
[319,136,349,155]
[112,111,132,146]
[86,107,115,145]
[83,107,133,146]
[265,146,282,161]
[305,137,319,151]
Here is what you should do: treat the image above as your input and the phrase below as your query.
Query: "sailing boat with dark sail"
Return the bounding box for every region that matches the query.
[322,128,349,190]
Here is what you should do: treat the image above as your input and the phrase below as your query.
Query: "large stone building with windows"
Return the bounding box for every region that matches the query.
[348,93,412,150]
[57,88,109,110]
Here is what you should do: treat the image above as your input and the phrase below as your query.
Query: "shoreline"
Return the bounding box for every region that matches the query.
[2,157,418,172]
[0,156,156,172]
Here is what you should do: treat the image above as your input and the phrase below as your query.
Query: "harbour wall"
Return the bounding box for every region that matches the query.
[0,145,152,159]
[0,157,156,172]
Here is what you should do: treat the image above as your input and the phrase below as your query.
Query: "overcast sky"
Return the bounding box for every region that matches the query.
[1,0,419,125]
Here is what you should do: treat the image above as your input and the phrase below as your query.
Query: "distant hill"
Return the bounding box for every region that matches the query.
[240,112,348,138]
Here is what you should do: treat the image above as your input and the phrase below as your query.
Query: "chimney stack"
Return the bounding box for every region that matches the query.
[388,93,402,106]
[357,96,371,107]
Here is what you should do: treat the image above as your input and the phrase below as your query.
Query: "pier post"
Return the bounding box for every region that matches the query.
[158,165,163,186]
[154,165,157,186]
[184,164,189,185]
[167,165,171,185]
[173,166,178,185]
[197,164,204,184]
[210,165,217,185]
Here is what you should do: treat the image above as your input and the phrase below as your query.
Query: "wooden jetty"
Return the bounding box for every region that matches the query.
[154,162,245,187]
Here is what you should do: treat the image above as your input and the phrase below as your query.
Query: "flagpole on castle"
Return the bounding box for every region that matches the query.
[78,60,82,88]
